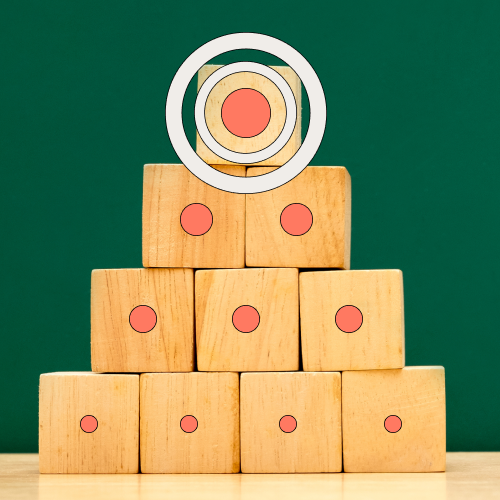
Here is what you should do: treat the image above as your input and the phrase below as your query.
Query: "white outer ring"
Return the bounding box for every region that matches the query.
[166,32,326,194]
[195,62,297,164]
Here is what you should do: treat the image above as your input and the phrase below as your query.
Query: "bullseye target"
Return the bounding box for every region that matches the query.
[165,32,327,194]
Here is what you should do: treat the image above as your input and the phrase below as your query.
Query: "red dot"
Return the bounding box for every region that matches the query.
[279,415,297,433]
[129,305,157,333]
[232,305,260,333]
[280,204,313,236]
[180,415,198,433]
[385,415,402,433]
[80,415,98,433]
[221,88,271,138]
[180,203,213,236]
[335,305,363,333]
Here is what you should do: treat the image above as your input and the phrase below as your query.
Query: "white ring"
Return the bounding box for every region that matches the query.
[195,62,297,164]
[165,33,326,194]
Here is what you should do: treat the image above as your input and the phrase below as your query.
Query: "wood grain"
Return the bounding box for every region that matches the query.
[91,268,194,373]
[142,164,245,268]
[196,65,301,166]
[140,372,240,473]
[39,372,139,474]
[246,166,351,268]
[342,366,446,472]
[240,372,342,473]
[196,268,299,371]
[300,269,405,371]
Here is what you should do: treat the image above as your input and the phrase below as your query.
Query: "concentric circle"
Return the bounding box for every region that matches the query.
[165,32,326,194]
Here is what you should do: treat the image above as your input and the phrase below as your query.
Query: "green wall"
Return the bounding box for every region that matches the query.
[1,0,499,452]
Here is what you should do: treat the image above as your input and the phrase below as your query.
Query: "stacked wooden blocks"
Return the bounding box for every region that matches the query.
[39,65,446,474]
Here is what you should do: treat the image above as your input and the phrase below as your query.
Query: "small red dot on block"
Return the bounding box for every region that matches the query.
[280,204,313,236]
[221,88,271,138]
[180,203,213,236]
[385,415,402,433]
[279,415,297,433]
[335,305,363,333]
[232,305,260,333]
[80,415,98,433]
[129,305,157,333]
[180,415,198,433]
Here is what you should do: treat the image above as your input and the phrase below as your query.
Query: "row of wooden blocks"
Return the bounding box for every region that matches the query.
[39,368,446,474]
[91,268,404,373]
[143,164,351,269]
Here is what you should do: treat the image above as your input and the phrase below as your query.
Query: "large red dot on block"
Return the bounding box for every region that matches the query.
[232,305,260,333]
[180,415,198,433]
[180,203,213,236]
[80,415,98,433]
[129,305,157,333]
[280,204,313,236]
[335,305,363,333]
[385,415,402,433]
[279,415,297,433]
[221,88,271,138]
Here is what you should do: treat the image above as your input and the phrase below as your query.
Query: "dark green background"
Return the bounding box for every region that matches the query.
[1,0,499,453]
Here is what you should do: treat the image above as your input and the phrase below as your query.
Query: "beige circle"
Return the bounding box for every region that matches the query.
[203,71,288,154]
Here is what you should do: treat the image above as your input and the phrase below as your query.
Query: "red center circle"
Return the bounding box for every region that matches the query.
[384,415,402,433]
[180,415,198,433]
[180,203,213,236]
[129,305,157,333]
[221,88,271,138]
[335,305,363,333]
[232,305,260,333]
[280,204,313,236]
[80,415,98,433]
[279,415,297,433]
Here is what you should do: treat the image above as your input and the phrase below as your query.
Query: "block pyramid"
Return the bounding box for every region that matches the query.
[39,64,446,474]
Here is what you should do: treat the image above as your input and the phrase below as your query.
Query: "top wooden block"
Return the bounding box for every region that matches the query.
[142,164,245,268]
[196,65,301,166]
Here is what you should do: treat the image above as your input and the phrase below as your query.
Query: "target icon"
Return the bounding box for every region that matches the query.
[165,32,327,194]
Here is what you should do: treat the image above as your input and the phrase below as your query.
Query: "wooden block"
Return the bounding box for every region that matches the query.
[140,372,240,473]
[342,366,446,472]
[240,372,342,473]
[246,166,351,268]
[39,372,139,473]
[300,269,404,371]
[196,65,301,166]
[196,268,299,371]
[91,268,194,373]
[142,164,245,268]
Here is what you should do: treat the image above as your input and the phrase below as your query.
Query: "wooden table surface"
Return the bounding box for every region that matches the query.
[1,453,499,499]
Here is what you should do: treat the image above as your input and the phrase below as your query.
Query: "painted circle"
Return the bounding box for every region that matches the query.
[165,33,327,194]
[232,305,260,333]
[279,415,297,433]
[280,203,313,236]
[129,305,157,333]
[180,203,213,236]
[180,415,198,433]
[384,415,402,433]
[335,305,363,333]
[221,88,271,138]
[80,415,98,433]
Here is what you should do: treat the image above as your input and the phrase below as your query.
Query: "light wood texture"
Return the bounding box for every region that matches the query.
[196,268,299,371]
[3,453,500,499]
[39,372,139,474]
[300,269,405,371]
[240,372,342,473]
[246,166,351,268]
[196,65,301,166]
[91,268,194,373]
[140,372,240,473]
[342,366,446,472]
[142,164,245,268]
